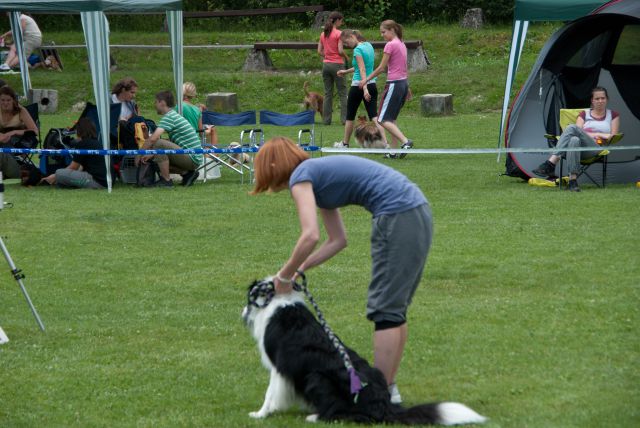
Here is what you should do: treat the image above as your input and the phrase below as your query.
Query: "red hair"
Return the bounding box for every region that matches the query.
[251,137,310,194]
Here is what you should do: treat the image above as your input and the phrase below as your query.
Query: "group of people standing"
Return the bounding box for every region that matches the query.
[317,12,413,156]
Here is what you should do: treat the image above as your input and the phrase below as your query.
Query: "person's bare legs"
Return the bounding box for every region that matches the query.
[373,323,407,385]
[342,120,354,145]
[372,116,388,147]
[4,45,18,67]
[380,120,407,148]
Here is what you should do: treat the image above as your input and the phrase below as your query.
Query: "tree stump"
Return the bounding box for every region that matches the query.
[420,94,453,116]
[461,8,484,29]
[407,46,431,72]
[243,48,275,72]
[206,92,238,113]
[312,11,330,30]
[28,88,58,114]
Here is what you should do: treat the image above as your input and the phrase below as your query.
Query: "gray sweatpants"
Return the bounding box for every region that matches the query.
[553,124,603,174]
[55,169,104,189]
[367,204,433,324]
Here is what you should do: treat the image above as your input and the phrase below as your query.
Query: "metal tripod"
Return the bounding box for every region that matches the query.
[0,235,45,332]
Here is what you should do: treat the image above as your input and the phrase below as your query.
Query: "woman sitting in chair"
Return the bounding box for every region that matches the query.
[532,86,620,192]
[0,85,38,146]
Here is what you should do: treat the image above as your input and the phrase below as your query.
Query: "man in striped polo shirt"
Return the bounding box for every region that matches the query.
[141,90,202,187]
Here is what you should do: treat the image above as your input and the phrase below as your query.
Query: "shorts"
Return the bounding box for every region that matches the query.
[346,83,379,121]
[367,204,433,324]
[378,79,409,123]
[152,139,198,172]
[23,35,42,57]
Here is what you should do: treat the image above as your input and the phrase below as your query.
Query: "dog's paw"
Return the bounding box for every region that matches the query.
[249,411,267,419]
[305,413,319,423]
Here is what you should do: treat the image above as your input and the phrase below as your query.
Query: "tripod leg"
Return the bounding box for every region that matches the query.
[0,236,45,332]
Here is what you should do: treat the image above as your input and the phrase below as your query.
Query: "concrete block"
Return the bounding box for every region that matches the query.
[27,88,58,113]
[461,8,484,29]
[206,92,238,113]
[243,48,275,72]
[420,94,453,116]
[407,47,430,72]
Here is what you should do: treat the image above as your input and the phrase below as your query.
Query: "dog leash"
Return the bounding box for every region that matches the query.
[293,272,365,402]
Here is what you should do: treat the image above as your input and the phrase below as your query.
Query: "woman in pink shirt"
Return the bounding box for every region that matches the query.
[361,20,413,159]
[318,11,348,125]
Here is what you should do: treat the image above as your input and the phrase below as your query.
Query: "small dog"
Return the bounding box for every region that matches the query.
[43,55,62,71]
[242,278,488,425]
[228,142,251,166]
[303,81,323,120]
[354,116,387,149]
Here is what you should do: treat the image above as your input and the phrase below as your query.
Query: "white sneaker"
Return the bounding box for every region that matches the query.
[388,383,402,404]
[0,64,11,72]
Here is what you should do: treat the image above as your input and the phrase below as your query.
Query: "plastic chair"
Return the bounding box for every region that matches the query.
[259,110,315,146]
[199,110,261,183]
[544,108,623,188]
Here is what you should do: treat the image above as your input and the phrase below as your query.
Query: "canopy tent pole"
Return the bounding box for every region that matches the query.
[9,12,31,99]
[81,11,113,193]
[167,10,183,114]
[497,19,528,162]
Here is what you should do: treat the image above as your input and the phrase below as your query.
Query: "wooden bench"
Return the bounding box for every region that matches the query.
[244,40,430,72]
[183,5,324,18]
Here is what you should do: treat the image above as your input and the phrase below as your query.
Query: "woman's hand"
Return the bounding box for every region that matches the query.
[364,88,371,102]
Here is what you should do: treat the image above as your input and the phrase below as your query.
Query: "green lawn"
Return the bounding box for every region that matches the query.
[1,24,639,427]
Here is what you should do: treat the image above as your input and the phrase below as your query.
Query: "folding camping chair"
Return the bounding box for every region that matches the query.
[259,110,316,146]
[544,108,623,188]
[198,110,261,183]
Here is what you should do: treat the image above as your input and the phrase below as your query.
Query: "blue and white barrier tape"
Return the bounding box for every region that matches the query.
[2,145,639,156]
[1,146,320,156]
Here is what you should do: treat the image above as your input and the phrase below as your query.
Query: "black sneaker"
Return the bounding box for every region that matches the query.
[154,178,174,188]
[181,169,199,187]
[568,179,581,192]
[398,139,413,159]
[532,160,556,177]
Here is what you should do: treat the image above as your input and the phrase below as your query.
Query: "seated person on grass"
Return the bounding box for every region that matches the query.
[532,86,620,192]
[140,90,202,187]
[40,118,110,189]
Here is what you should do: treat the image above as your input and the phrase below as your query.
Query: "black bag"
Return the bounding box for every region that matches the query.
[136,160,158,187]
[118,116,157,150]
[9,130,39,149]
[40,128,75,175]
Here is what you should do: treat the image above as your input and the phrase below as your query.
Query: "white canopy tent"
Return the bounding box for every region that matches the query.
[0,0,184,192]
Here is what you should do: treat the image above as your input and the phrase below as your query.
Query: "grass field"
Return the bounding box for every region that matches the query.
[1,23,639,427]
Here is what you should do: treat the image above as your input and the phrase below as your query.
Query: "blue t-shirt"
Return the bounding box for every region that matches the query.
[289,155,427,217]
[352,42,376,85]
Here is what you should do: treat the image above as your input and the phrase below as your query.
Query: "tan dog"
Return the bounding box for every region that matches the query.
[228,142,251,166]
[44,55,62,71]
[354,116,386,149]
[303,81,323,119]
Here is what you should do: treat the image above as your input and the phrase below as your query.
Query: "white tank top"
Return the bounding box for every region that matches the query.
[583,109,613,134]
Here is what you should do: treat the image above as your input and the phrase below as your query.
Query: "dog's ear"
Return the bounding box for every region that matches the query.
[357,116,367,123]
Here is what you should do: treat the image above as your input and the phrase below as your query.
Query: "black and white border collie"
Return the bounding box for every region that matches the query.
[242,278,487,425]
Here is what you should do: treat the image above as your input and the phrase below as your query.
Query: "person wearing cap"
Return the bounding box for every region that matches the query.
[175,82,202,133]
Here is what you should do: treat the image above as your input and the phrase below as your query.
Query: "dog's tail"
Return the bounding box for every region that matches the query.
[303,81,310,95]
[387,402,487,426]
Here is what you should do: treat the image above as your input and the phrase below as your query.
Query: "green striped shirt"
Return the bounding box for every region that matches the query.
[158,109,202,165]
